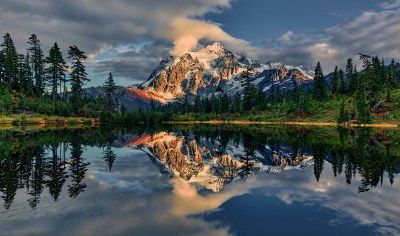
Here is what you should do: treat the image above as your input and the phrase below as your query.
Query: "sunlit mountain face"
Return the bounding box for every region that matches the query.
[128,42,315,104]
[0,126,399,235]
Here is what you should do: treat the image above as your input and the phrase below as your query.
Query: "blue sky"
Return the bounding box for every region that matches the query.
[0,0,399,87]
[205,0,381,45]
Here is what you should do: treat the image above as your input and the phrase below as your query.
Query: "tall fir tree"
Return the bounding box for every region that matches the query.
[46,42,66,101]
[242,69,257,111]
[17,53,33,94]
[339,68,346,94]
[1,33,18,89]
[220,92,230,113]
[312,62,327,101]
[103,72,116,104]
[194,95,202,113]
[27,34,45,96]
[355,73,371,124]
[331,66,340,95]
[230,92,241,113]
[346,58,356,94]
[0,51,5,84]
[387,59,397,88]
[68,45,88,100]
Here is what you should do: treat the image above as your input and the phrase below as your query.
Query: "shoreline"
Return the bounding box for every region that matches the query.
[0,115,99,126]
[163,120,399,128]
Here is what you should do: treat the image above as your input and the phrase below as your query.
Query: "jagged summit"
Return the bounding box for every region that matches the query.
[133,42,315,103]
[202,41,226,54]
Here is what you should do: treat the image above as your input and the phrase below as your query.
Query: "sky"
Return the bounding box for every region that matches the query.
[0,0,399,87]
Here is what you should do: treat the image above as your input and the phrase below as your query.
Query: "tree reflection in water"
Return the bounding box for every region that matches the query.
[0,126,399,209]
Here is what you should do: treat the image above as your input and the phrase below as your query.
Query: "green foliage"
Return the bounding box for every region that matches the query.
[46,42,67,101]
[103,72,116,104]
[313,62,327,101]
[331,66,340,95]
[337,99,349,123]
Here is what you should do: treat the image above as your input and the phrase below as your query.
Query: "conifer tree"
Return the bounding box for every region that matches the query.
[27,34,45,96]
[194,95,201,113]
[337,99,348,123]
[346,58,356,94]
[220,92,230,113]
[331,66,340,95]
[68,45,88,100]
[103,72,116,104]
[46,42,66,101]
[339,69,346,94]
[230,92,241,113]
[312,62,327,101]
[1,33,18,89]
[387,59,397,88]
[17,53,33,94]
[355,74,371,124]
[0,51,5,84]
[242,69,257,111]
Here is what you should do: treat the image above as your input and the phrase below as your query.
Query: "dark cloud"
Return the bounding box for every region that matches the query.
[88,42,170,85]
[0,0,236,84]
[0,0,398,83]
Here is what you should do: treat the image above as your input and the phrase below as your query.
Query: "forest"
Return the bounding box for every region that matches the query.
[0,33,399,126]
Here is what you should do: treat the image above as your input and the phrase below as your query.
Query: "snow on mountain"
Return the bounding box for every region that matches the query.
[132,42,315,103]
[129,132,315,192]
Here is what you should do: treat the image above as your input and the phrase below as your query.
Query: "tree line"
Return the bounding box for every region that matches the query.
[148,54,398,124]
[0,32,121,117]
[0,33,89,100]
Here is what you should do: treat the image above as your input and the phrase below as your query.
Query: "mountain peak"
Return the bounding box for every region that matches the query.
[203,42,225,54]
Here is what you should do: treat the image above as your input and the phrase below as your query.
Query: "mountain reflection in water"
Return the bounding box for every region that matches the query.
[0,126,399,235]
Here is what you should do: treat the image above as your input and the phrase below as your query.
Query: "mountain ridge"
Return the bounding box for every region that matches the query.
[132,42,315,103]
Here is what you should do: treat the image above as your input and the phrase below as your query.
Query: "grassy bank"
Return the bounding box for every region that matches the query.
[0,114,99,127]
[163,120,399,128]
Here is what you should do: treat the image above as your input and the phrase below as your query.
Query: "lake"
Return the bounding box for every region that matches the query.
[0,125,399,236]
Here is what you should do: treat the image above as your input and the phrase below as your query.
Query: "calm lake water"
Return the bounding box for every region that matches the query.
[0,125,399,236]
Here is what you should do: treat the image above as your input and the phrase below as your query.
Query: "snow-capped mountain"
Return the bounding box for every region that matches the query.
[133,42,315,103]
[128,131,314,192]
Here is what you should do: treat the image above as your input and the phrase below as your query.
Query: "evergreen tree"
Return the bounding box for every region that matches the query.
[194,95,201,113]
[210,94,220,113]
[355,72,371,124]
[44,143,68,201]
[387,59,397,88]
[312,62,327,101]
[339,69,346,94]
[230,92,241,113]
[331,66,340,95]
[17,53,34,94]
[103,72,116,104]
[242,69,257,111]
[292,79,301,111]
[46,42,66,101]
[1,33,18,89]
[68,138,89,198]
[220,92,230,113]
[27,34,45,96]
[337,99,348,123]
[103,146,116,171]
[368,56,384,101]
[68,45,88,100]
[0,51,5,85]
[346,58,356,94]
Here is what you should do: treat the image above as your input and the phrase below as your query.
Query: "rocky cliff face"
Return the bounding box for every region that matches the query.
[130,132,314,192]
[133,42,315,103]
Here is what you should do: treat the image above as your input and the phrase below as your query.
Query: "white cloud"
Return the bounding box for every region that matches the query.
[381,0,400,10]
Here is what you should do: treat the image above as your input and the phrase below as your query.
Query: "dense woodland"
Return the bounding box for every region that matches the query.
[0,33,114,118]
[0,33,399,125]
